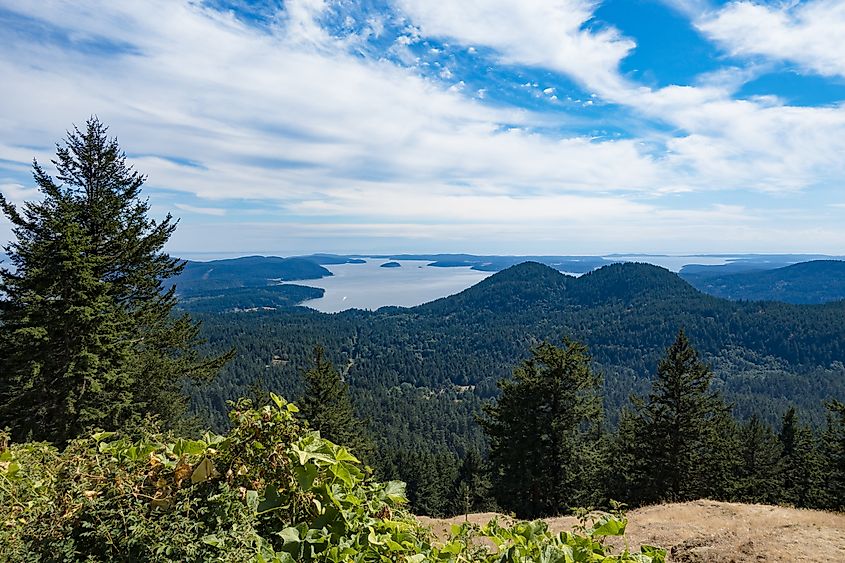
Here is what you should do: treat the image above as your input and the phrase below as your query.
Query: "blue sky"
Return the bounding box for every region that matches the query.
[1,0,844,255]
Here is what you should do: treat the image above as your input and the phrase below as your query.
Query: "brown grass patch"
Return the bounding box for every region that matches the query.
[417,500,845,562]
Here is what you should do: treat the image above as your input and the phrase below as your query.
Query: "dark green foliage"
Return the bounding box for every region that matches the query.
[298,346,373,460]
[377,449,461,517]
[620,330,735,504]
[172,256,331,294]
[189,261,845,462]
[185,261,845,515]
[821,400,845,510]
[778,407,824,507]
[177,284,324,313]
[480,339,604,518]
[0,118,230,445]
[734,415,783,504]
[452,448,495,516]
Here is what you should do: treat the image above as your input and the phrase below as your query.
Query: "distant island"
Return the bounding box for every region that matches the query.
[380,261,401,268]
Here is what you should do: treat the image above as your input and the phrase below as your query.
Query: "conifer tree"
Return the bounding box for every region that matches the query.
[298,346,373,459]
[622,329,733,504]
[778,407,823,507]
[480,339,603,518]
[0,118,230,444]
[734,414,783,504]
[452,448,494,516]
[821,400,845,510]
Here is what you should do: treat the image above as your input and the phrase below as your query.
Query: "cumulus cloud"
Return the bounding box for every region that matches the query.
[698,0,845,79]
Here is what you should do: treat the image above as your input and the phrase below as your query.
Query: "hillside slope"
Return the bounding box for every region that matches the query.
[419,500,845,562]
[681,260,845,304]
[171,255,331,294]
[192,261,845,452]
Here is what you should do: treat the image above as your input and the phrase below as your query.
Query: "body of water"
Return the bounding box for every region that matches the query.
[290,254,741,313]
[607,254,734,272]
[295,259,492,313]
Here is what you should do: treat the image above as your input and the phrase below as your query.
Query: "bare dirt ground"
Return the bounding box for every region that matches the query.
[417,500,845,562]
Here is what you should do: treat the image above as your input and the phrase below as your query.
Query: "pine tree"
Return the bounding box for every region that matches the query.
[480,339,603,518]
[451,448,494,516]
[0,118,230,444]
[298,346,373,459]
[821,400,845,510]
[734,414,783,504]
[779,407,823,507]
[622,329,733,504]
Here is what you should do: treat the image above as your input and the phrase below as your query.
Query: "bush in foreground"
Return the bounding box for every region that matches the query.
[0,395,664,562]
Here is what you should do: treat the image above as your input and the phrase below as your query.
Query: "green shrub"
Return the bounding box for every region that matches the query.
[0,395,664,562]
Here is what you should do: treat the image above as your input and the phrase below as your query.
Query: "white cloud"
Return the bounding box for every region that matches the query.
[0,1,664,204]
[173,203,227,216]
[697,0,845,79]
[393,0,845,197]
[394,0,634,95]
[0,183,40,206]
[0,0,844,253]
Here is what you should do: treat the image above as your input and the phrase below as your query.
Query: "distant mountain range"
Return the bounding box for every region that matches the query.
[375,254,612,273]
[679,260,845,304]
[168,254,845,309]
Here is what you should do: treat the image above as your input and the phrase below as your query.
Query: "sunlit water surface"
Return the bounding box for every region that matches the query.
[289,255,736,313]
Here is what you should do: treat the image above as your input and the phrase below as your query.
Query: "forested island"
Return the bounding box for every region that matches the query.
[1,121,844,561]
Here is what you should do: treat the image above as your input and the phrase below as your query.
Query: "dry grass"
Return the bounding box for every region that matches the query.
[418,500,845,562]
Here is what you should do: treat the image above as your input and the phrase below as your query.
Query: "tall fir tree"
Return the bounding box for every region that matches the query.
[778,407,824,508]
[821,400,845,510]
[451,448,495,517]
[298,346,373,459]
[480,339,603,518]
[0,118,230,444]
[621,329,734,504]
[734,414,783,504]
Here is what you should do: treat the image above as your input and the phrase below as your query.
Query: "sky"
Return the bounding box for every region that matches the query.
[1,0,844,255]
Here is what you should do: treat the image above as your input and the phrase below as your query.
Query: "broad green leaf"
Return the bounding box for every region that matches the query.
[591,515,627,537]
[333,446,359,463]
[173,438,207,457]
[294,463,318,491]
[278,527,300,544]
[258,485,284,514]
[382,480,407,504]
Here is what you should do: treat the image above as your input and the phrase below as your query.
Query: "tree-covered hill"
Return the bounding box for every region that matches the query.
[189,262,845,460]
[681,259,845,304]
[171,256,332,294]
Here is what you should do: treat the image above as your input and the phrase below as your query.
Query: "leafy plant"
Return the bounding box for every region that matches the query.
[0,394,664,562]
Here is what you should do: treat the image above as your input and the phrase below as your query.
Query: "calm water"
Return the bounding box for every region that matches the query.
[290,255,738,313]
[295,259,492,313]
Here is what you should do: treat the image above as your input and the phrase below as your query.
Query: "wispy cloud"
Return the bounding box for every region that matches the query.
[173,203,227,216]
[697,0,845,79]
[0,0,843,253]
